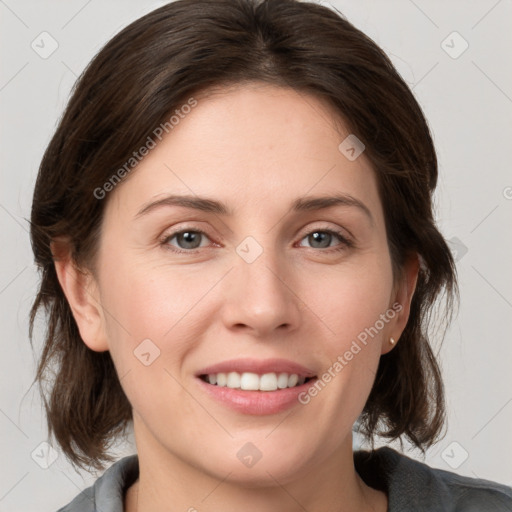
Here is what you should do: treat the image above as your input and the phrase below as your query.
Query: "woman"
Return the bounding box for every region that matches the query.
[29,0,512,510]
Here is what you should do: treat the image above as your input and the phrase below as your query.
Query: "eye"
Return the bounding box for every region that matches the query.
[160,226,353,254]
[298,229,353,252]
[161,229,212,252]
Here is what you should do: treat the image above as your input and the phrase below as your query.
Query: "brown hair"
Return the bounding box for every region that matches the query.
[29,0,458,471]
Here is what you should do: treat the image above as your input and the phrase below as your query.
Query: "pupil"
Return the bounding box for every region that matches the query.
[176,231,332,250]
[310,232,330,248]
[179,231,200,249]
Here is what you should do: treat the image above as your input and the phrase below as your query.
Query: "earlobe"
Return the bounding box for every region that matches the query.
[51,238,109,352]
[382,253,420,355]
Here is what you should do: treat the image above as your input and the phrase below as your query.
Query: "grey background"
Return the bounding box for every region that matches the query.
[1,0,511,510]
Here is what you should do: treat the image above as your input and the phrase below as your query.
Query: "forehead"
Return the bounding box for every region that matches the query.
[104,83,384,226]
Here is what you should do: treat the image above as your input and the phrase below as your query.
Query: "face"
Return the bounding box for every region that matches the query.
[69,83,415,485]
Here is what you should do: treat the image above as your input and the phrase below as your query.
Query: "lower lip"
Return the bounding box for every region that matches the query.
[196,377,318,415]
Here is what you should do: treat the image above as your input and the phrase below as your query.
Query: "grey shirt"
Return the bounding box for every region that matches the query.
[56,446,512,511]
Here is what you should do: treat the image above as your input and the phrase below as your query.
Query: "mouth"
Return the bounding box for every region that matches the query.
[198,371,316,391]
[194,358,318,415]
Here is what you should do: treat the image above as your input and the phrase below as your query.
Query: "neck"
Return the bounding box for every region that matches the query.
[124,420,387,512]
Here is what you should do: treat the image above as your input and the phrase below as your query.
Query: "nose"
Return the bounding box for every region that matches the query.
[220,246,302,339]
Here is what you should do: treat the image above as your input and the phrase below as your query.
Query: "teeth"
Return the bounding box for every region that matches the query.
[288,373,298,387]
[259,373,277,391]
[277,373,289,389]
[203,372,308,391]
[240,372,260,390]
[227,371,240,388]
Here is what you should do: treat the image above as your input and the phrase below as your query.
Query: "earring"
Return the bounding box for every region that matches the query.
[389,337,396,346]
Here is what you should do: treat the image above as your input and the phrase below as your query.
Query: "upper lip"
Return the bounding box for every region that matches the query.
[196,358,316,378]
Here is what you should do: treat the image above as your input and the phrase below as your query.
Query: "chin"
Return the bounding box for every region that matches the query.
[190,433,322,487]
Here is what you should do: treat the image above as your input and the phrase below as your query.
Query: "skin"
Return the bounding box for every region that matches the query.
[54,82,419,512]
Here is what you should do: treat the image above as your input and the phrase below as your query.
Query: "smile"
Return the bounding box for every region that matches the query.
[199,371,313,391]
[195,358,319,415]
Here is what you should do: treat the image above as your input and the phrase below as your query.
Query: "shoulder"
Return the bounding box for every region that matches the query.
[56,454,139,512]
[354,446,512,512]
[423,460,512,511]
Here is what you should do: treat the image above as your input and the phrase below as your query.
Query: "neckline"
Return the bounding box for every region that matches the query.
[119,447,397,509]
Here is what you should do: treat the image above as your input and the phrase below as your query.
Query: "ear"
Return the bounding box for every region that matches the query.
[381,252,420,355]
[51,237,109,352]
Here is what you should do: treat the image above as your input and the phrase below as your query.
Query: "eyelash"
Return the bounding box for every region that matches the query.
[159,225,354,254]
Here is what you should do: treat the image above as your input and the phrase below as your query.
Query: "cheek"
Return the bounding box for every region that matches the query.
[97,256,229,390]
[303,252,394,351]
[100,255,207,340]
[97,262,205,424]
[322,257,394,394]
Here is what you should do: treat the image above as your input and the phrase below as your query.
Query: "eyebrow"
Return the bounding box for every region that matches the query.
[135,193,374,225]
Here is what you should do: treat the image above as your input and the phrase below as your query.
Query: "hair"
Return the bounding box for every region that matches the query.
[29,0,458,472]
